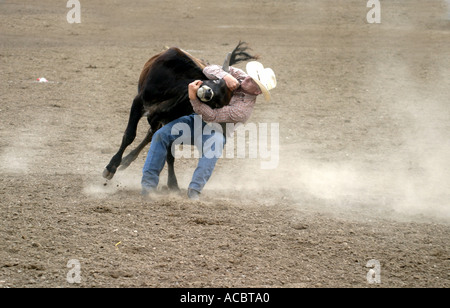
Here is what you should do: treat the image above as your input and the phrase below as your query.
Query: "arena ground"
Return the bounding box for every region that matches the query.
[0,0,449,288]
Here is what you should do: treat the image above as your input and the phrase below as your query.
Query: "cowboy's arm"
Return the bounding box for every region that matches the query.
[190,97,255,123]
[188,80,255,123]
[203,65,247,91]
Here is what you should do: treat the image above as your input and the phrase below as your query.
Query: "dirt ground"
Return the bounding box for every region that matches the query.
[1,0,449,288]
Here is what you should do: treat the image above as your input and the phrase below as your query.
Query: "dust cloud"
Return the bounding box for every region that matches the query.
[83,165,143,198]
[210,3,450,222]
[0,123,47,175]
[210,129,450,221]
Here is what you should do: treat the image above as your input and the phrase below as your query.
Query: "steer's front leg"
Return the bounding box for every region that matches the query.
[103,96,144,180]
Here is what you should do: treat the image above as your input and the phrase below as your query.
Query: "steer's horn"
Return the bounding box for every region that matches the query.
[222,52,231,73]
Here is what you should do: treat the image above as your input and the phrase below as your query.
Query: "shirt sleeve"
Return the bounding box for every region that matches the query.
[203,65,248,83]
[190,95,256,124]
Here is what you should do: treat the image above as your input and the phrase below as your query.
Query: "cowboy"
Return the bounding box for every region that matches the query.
[141,61,276,200]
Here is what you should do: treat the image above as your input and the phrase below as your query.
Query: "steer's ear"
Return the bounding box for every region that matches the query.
[222,52,231,73]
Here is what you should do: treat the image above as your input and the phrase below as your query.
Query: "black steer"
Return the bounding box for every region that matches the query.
[103,42,257,191]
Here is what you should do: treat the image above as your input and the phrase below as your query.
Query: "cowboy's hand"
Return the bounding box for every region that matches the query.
[189,80,203,100]
[223,74,240,91]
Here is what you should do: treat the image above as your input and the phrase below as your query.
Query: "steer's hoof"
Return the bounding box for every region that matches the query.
[102,168,115,180]
[168,185,180,192]
[117,164,128,171]
[118,155,134,170]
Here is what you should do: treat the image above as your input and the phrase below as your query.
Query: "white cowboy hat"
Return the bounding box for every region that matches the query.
[246,61,277,101]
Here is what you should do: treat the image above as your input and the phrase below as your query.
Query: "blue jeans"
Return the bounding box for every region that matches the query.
[141,114,225,193]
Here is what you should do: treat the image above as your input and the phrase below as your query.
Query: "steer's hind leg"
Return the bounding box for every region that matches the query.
[166,148,180,191]
[118,127,154,171]
[103,96,144,180]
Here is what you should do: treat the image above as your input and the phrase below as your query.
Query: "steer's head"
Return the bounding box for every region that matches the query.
[196,51,234,109]
[197,79,233,109]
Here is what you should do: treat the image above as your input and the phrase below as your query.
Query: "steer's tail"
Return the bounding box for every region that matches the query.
[229,41,259,66]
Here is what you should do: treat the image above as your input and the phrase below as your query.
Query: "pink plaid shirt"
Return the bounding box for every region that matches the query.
[190,65,258,125]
